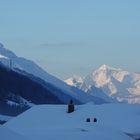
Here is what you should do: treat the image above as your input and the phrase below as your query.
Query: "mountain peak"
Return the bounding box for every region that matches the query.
[98,64,120,71]
[99,64,109,70]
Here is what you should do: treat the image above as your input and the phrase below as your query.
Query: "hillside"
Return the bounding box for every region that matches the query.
[0,43,107,105]
[0,64,65,117]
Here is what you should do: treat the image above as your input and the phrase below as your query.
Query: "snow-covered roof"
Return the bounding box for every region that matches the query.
[5,103,140,140]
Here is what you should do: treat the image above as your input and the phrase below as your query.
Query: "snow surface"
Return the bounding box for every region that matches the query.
[0,54,8,59]
[0,115,13,122]
[5,103,140,140]
[0,125,29,140]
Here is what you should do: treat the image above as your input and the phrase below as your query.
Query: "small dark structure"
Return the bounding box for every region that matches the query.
[86,118,91,122]
[86,117,97,123]
[68,99,75,113]
[93,118,97,122]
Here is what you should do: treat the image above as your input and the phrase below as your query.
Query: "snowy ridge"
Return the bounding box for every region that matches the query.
[65,65,140,104]
[65,74,116,103]
[65,75,84,88]
[85,65,140,103]
[65,75,83,86]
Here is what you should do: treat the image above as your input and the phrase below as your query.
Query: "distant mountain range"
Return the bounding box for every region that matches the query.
[65,64,140,104]
[0,43,107,104]
[0,43,108,122]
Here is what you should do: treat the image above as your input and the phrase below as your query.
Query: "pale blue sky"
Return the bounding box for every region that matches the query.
[0,0,140,79]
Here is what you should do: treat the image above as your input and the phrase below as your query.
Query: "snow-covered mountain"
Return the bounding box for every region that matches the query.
[65,64,140,104]
[65,75,116,103]
[65,75,84,89]
[0,43,107,105]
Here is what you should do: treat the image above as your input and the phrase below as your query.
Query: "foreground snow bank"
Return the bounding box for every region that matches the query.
[5,103,140,140]
[0,125,28,140]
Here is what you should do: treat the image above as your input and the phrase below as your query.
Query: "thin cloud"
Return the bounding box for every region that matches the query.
[38,42,86,48]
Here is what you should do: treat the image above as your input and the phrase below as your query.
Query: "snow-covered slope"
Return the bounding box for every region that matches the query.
[0,115,13,121]
[0,63,68,117]
[65,65,140,104]
[0,125,28,140]
[0,43,107,104]
[5,103,140,140]
[0,115,13,124]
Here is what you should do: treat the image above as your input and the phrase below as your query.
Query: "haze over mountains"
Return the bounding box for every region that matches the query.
[65,64,140,104]
[0,43,109,122]
[0,43,107,103]
[1,42,140,107]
